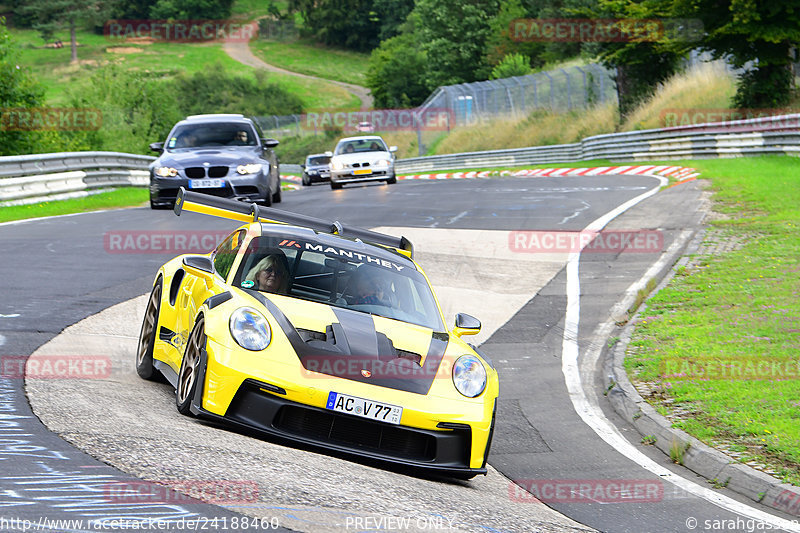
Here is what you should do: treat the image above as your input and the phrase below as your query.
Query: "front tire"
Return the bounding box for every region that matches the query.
[136,279,163,380]
[272,181,282,203]
[176,315,205,416]
[386,173,397,184]
[330,180,342,190]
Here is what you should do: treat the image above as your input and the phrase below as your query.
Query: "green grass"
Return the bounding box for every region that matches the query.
[0,188,148,223]
[10,28,358,111]
[249,39,369,86]
[624,156,800,485]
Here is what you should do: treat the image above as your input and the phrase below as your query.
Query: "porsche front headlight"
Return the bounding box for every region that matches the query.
[452,355,487,397]
[155,166,179,177]
[237,163,263,175]
[229,307,271,351]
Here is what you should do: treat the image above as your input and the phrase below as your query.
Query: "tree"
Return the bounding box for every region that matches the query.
[484,0,543,69]
[16,0,109,64]
[666,0,800,108]
[366,31,429,108]
[148,0,234,21]
[0,17,46,156]
[582,0,684,119]
[289,0,380,52]
[414,0,501,88]
[373,0,415,42]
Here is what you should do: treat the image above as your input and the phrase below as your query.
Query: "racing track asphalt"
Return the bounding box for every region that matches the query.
[1,175,797,532]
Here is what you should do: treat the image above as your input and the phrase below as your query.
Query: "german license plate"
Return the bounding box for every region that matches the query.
[189,179,225,189]
[353,169,372,176]
[326,392,402,424]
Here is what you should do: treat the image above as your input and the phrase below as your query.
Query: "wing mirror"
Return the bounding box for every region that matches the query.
[324,151,333,157]
[263,138,279,148]
[453,313,481,337]
[149,142,164,153]
[182,256,215,287]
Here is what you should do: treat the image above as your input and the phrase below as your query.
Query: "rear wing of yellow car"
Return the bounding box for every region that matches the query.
[173,187,414,259]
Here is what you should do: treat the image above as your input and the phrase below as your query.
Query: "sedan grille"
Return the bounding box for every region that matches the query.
[185,167,205,179]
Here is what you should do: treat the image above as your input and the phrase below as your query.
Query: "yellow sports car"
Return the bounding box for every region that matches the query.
[136,188,498,478]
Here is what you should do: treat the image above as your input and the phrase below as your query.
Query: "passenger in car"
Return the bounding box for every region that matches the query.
[246,255,290,294]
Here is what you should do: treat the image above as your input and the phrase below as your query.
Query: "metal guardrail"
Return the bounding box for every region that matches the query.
[395,113,800,173]
[2,114,798,202]
[0,152,154,204]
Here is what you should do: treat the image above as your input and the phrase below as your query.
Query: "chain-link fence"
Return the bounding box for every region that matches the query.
[418,63,616,127]
[253,63,618,155]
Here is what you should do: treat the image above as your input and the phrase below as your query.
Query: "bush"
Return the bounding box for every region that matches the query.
[171,65,303,117]
[490,53,531,80]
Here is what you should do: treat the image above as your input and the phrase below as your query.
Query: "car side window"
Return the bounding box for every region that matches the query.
[213,229,246,282]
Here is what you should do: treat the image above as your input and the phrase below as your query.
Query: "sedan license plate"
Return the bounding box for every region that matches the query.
[189,179,225,189]
[353,169,372,176]
[326,392,402,425]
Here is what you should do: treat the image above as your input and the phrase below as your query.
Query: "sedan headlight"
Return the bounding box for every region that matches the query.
[331,160,345,171]
[452,355,487,397]
[237,163,263,175]
[229,307,271,351]
[155,166,179,177]
[375,159,391,167]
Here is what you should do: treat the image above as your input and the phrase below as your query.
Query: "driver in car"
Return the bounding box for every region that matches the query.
[352,269,390,305]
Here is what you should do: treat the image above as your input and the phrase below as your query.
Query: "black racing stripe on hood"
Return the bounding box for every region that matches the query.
[245,290,449,395]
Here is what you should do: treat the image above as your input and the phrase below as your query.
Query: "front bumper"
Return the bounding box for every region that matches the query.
[190,335,492,476]
[150,173,268,206]
[304,170,331,183]
[330,165,393,184]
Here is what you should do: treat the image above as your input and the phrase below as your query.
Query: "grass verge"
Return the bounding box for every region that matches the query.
[624,156,800,486]
[0,188,148,223]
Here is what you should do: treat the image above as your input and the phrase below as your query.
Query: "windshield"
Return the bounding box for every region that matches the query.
[234,235,445,331]
[334,138,388,155]
[166,123,258,149]
[307,156,330,166]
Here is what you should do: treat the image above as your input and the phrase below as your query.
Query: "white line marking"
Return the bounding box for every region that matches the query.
[447,211,468,225]
[0,334,5,347]
[0,314,20,318]
[561,173,800,531]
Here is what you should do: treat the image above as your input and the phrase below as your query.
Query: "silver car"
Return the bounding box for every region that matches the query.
[327,136,397,189]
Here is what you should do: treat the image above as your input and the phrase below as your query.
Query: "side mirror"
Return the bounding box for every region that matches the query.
[149,142,164,153]
[182,255,215,287]
[389,146,398,152]
[300,164,306,169]
[263,138,279,148]
[324,151,333,157]
[453,313,481,337]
